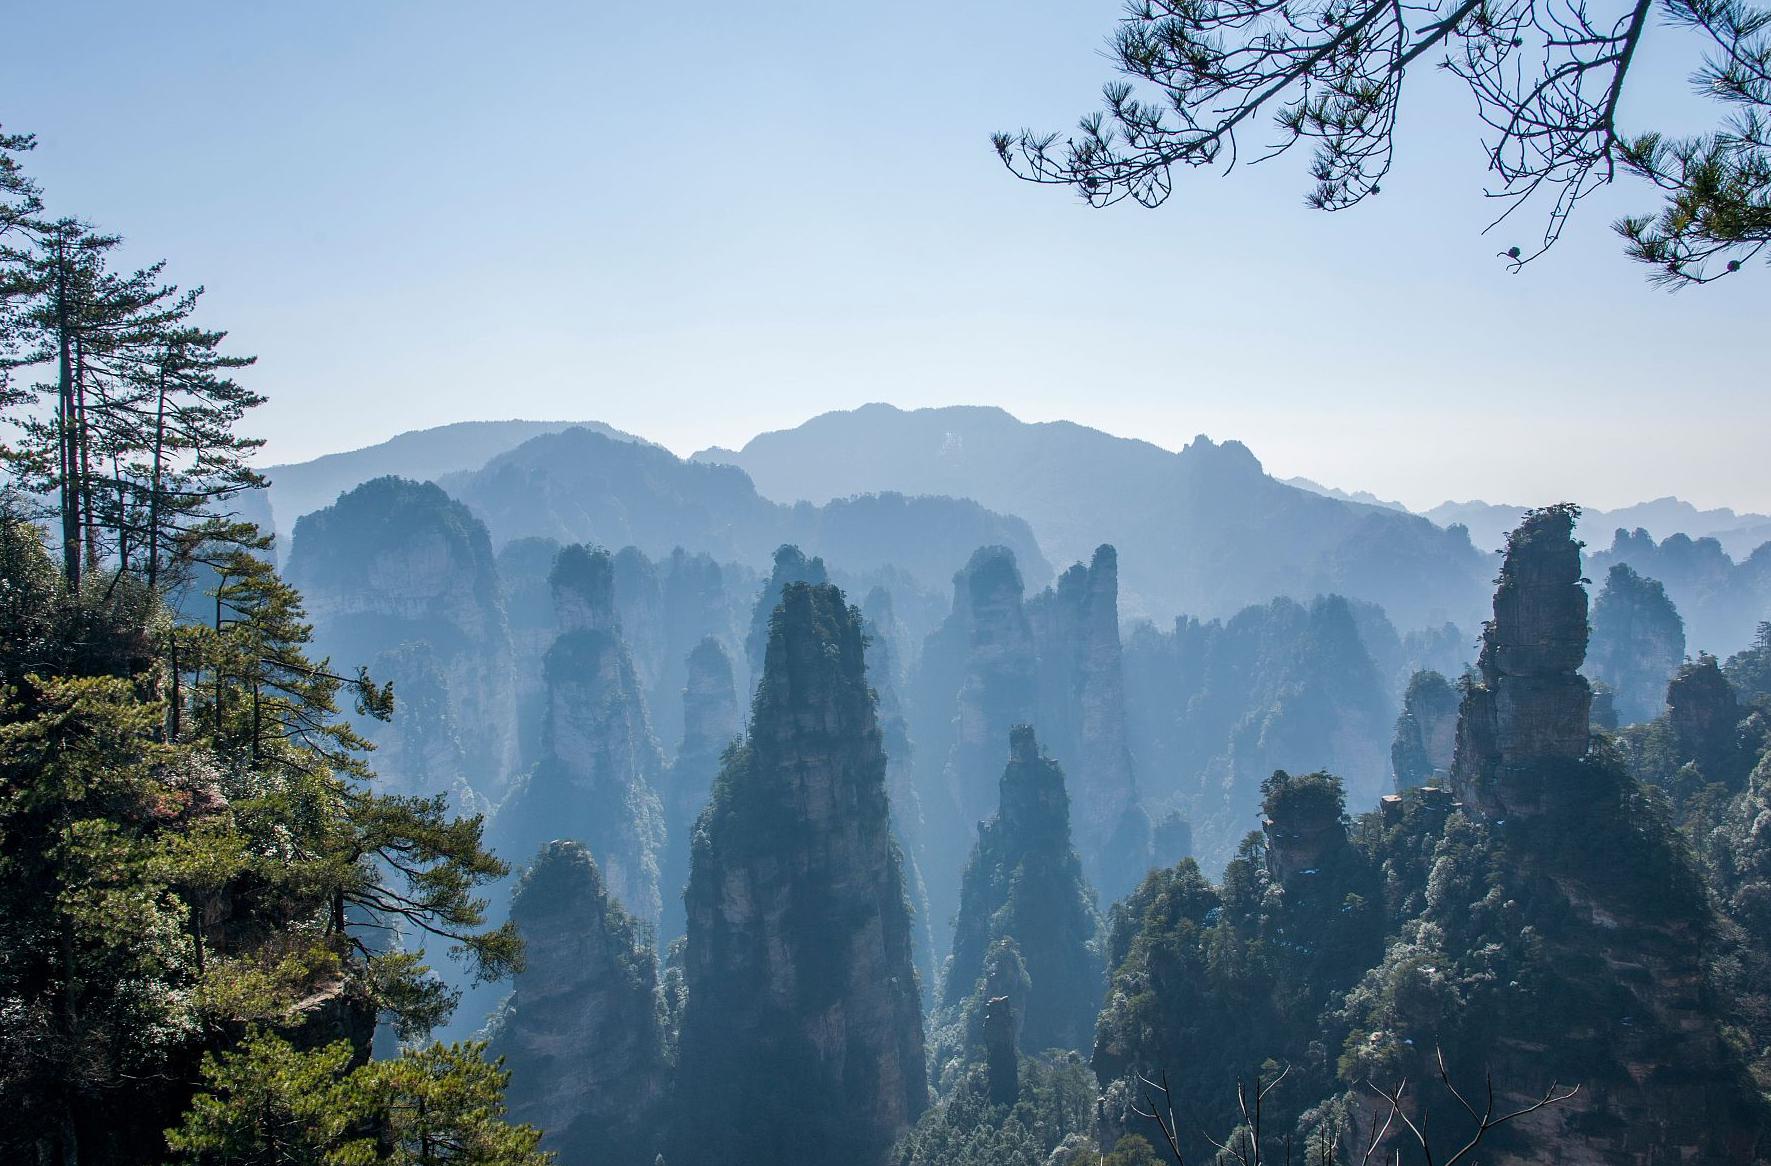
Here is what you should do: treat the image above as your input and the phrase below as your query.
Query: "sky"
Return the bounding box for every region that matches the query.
[4,0,1768,514]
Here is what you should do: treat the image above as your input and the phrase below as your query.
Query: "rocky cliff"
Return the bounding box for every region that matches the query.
[492,841,667,1166]
[915,546,1040,947]
[674,582,927,1166]
[1027,545,1153,901]
[287,476,517,804]
[1389,669,1459,790]
[658,636,739,942]
[940,726,1104,1057]
[744,544,829,686]
[862,586,938,1003]
[1123,594,1391,872]
[496,544,667,924]
[1587,562,1685,726]
[1407,504,1766,1163]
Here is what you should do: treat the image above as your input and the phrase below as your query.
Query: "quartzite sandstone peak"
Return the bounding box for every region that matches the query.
[675,582,927,1166]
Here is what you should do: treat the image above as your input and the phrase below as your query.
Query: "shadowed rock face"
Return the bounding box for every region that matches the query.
[1453,505,1592,815]
[1027,545,1153,901]
[941,726,1104,1056]
[1390,670,1460,790]
[1667,653,1747,787]
[1586,562,1685,726]
[493,841,666,1166]
[744,544,829,687]
[288,476,516,804]
[498,549,667,925]
[1433,505,1766,1164]
[658,636,739,943]
[675,583,927,1166]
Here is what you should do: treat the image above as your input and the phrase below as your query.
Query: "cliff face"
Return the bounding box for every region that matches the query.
[287,476,516,803]
[658,636,739,942]
[1667,653,1748,787]
[941,726,1104,1056]
[744,544,829,686]
[675,583,927,1166]
[1124,594,1391,872]
[1390,669,1459,790]
[1424,505,1765,1163]
[1451,505,1592,815]
[917,546,1039,944]
[1027,545,1153,901]
[862,587,938,1004]
[497,537,563,770]
[497,545,667,925]
[492,841,666,1166]
[1587,562,1685,726]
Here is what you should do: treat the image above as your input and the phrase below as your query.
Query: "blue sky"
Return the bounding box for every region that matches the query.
[4,0,1767,513]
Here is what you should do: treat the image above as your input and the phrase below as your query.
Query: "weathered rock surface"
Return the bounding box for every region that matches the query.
[658,636,739,942]
[1451,504,1591,814]
[941,726,1104,1056]
[915,546,1039,945]
[497,545,667,924]
[1027,545,1153,901]
[288,476,516,803]
[1586,562,1685,726]
[744,544,829,686]
[674,582,927,1166]
[492,841,666,1166]
[1434,504,1765,1163]
[1390,669,1459,790]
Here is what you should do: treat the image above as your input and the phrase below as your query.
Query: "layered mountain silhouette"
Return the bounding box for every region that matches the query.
[694,403,1491,628]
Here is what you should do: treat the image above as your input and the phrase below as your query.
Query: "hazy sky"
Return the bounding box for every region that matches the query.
[5,1,1767,513]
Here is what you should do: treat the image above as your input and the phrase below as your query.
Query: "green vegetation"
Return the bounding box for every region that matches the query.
[0,134,540,1165]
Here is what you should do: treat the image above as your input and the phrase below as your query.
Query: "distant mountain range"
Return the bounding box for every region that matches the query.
[1285,477,1771,559]
[249,404,1768,645]
[694,404,1491,629]
[254,419,645,547]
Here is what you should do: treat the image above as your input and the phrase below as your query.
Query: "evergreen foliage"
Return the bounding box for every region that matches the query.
[1588,562,1686,725]
[939,726,1105,1062]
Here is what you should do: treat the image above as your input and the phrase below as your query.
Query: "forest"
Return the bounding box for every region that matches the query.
[5,35,1771,1163]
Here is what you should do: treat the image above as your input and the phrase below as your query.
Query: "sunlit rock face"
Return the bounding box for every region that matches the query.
[492,841,666,1166]
[497,544,667,925]
[288,476,516,805]
[675,582,927,1166]
[1027,545,1153,902]
[941,725,1104,1056]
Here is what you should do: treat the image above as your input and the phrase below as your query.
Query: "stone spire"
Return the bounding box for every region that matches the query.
[675,582,927,1166]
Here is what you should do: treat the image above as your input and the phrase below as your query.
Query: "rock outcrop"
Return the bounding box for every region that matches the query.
[674,582,927,1166]
[1389,669,1459,790]
[862,586,938,1003]
[1123,594,1391,872]
[1423,504,1766,1163]
[1667,653,1748,787]
[497,536,563,769]
[941,726,1104,1056]
[1450,504,1592,814]
[910,546,1041,950]
[1586,562,1685,726]
[496,544,667,924]
[744,544,829,686]
[658,636,739,942]
[1027,545,1152,901]
[492,841,667,1166]
[287,476,517,804]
